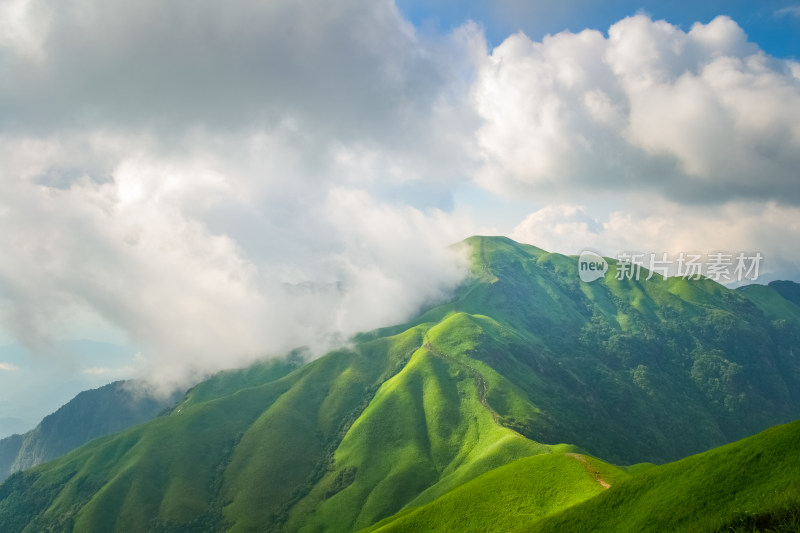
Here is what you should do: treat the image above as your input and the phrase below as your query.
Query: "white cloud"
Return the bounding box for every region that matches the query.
[510,200,800,282]
[0,0,482,392]
[0,3,799,395]
[0,0,482,161]
[0,0,51,61]
[473,15,800,204]
[0,363,19,372]
[0,143,474,391]
[775,6,800,18]
[82,366,132,376]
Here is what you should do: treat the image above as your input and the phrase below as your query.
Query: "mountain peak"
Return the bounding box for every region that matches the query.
[2,236,800,531]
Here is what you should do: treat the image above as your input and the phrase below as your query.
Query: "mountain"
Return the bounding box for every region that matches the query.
[529,419,800,533]
[0,340,143,436]
[0,435,23,481]
[768,280,800,309]
[368,419,800,533]
[0,381,180,482]
[0,236,799,532]
[364,448,631,532]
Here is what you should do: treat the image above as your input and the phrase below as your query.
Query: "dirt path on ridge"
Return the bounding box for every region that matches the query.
[423,341,501,425]
[566,453,611,489]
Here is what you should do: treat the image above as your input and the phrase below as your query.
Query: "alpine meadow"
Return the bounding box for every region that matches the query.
[1,237,799,531]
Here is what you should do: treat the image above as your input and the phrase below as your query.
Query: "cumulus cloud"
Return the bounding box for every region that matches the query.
[0,0,483,173]
[2,0,409,131]
[511,200,800,282]
[0,0,483,392]
[1,2,799,394]
[473,15,800,204]
[0,134,473,391]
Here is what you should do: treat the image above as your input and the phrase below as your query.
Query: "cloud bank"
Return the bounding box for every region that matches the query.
[473,15,800,204]
[1,2,799,391]
[511,201,800,282]
[0,0,480,390]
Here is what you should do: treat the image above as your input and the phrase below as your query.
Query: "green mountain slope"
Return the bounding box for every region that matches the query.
[0,322,548,532]
[526,419,800,533]
[0,236,799,532]
[281,321,548,532]
[768,280,800,309]
[366,420,800,533]
[0,381,180,482]
[447,237,800,463]
[365,451,629,533]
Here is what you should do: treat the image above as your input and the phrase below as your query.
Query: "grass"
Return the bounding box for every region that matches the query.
[365,420,800,533]
[525,420,800,532]
[363,452,628,533]
[2,236,800,532]
[286,339,548,532]
[720,503,800,532]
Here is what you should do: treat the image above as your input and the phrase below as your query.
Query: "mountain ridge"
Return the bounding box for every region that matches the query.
[1,235,799,532]
[0,380,179,482]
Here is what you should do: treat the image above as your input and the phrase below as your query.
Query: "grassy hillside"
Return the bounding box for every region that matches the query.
[527,419,800,532]
[1,236,799,532]
[448,237,800,463]
[0,381,180,482]
[280,337,548,532]
[0,320,551,532]
[364,452,629,533]
[365,420,800,533]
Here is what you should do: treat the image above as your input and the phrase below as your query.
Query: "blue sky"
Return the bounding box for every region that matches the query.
[398,0,800,58]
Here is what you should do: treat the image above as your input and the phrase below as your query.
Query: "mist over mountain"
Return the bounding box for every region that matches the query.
[0,340,142,438]
[1,236,798,532]
[0,380,180,482]
[1,0,800,405]
[2,1,800,531]
[0,419,29,441]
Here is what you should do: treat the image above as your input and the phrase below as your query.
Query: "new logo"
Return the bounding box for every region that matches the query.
[578,250,608,282]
